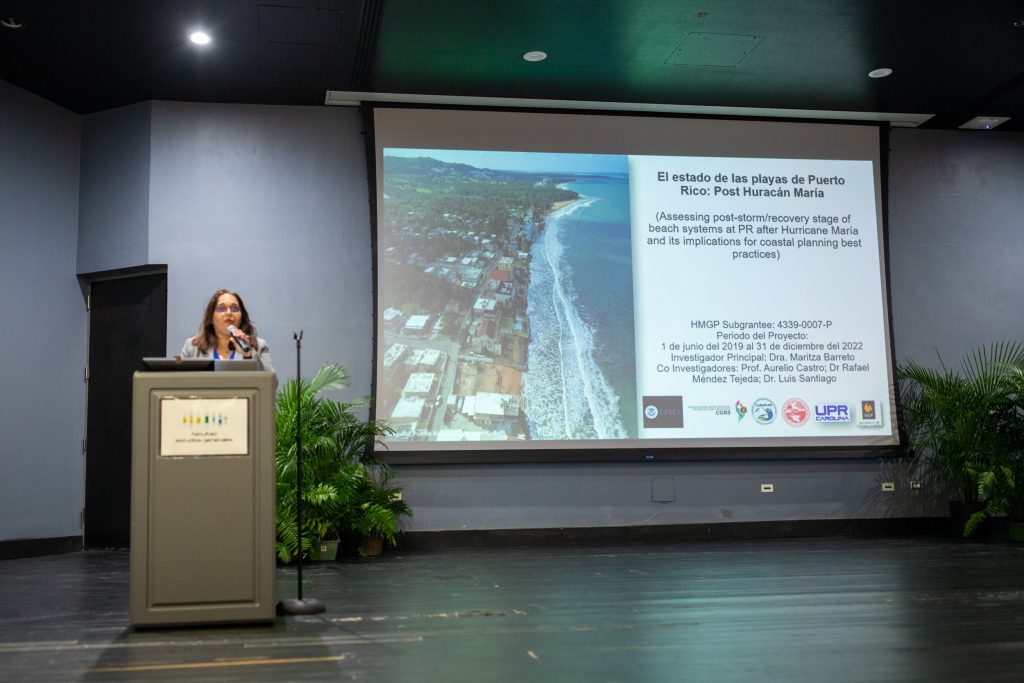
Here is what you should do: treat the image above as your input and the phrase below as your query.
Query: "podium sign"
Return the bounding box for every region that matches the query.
[130,371,276,627]
[159,397,249,456]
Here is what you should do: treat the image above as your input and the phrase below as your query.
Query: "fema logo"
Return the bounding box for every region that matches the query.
[642,396,684,428]
[751,398,776,425]
[783,398,809,426]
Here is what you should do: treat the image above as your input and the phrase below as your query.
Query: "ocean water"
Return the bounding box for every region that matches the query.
[523,175,637,439]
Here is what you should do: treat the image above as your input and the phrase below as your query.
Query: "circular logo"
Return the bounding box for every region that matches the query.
[644,405,659,419]
[751,398,777,425]
[783,398,809,426]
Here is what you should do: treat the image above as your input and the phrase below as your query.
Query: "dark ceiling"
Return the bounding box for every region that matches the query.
[2,0,1023,130]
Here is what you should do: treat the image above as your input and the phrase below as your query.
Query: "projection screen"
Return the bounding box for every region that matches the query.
[370,106,899,460]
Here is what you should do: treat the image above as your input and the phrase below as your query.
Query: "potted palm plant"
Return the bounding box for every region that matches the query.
[274,363,410,562]
[968,362,1024,540]
[353,463,412,556]
[898,342,1024,537]
[969,462,1022,539]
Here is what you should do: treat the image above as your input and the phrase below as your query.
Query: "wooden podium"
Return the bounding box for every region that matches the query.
[129,370,276,627]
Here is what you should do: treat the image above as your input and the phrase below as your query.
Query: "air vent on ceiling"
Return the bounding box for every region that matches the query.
[257,4,342,45]
[666,32,764,67]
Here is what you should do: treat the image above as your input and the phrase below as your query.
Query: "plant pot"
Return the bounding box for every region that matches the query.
[361,535,383,557]
[949,501,989,539]
[1009,522,1024,543]
[310,539,339,561]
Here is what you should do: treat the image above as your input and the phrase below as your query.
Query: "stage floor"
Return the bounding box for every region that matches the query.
[1,536,1023,681]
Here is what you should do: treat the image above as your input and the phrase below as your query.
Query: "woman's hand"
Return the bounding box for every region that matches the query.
[228,326,254,357]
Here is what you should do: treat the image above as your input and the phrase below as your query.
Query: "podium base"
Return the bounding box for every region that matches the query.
[277,599,326,616]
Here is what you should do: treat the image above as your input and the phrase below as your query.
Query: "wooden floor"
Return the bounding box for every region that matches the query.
[1,536,1023,682]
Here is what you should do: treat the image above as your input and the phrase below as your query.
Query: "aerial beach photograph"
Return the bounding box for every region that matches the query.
[377,149,637,443]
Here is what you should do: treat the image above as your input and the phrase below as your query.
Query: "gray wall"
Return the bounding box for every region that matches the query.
[0,81,85,541]
[888,128,1024,368]
[78,103,151,274]
[394,458,932,531]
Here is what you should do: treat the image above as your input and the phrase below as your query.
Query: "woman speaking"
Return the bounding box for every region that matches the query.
[180,289,275,375]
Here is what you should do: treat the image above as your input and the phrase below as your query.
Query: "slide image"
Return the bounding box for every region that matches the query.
[377,150,636,442]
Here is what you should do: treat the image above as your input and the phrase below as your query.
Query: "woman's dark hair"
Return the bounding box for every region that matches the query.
[191,289,257,353]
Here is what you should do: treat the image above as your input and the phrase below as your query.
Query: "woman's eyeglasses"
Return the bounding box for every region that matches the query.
[215,304,241,313]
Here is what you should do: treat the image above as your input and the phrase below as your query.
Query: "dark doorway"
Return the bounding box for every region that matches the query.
[83,269,167,549]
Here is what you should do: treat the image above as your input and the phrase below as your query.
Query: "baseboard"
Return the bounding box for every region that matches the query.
[0,536,82,560]
[400,518,950,550]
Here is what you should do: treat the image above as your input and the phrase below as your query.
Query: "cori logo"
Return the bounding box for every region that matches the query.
[642,396,683,428]
[783,398,809,426]
[815,403,851,423]
[752,398,776,425]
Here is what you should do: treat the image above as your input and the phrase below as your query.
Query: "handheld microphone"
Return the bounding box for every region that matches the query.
[227,325,251,353]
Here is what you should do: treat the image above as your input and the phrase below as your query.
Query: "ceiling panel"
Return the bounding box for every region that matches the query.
[0,0,1021,130]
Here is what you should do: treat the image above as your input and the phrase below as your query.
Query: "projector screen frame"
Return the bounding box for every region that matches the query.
[362,102,903,465]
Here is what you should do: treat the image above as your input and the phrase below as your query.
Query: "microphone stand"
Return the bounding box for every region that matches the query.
[277,330,325,616]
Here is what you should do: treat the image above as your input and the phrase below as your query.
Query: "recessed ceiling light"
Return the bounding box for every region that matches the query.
[1,17,23,29]
[523,51,547,62]
[868,68,893,79]
[959,116,1010,130]
[189,30,212,45]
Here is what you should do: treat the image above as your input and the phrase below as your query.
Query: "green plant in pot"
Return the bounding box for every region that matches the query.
[898,341,1024,537]
[967,454,1024,541]
[330,379,411,555]
[274,363,408,562]
[352,463,412,556]
[968,363,1024,540]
